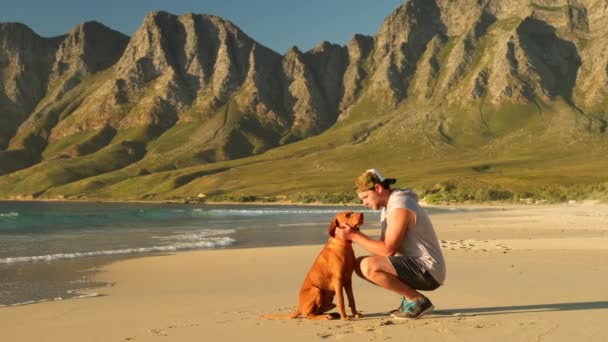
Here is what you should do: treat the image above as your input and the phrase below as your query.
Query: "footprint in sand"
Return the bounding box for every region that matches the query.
[149,329,168,337]
[379,320,395,326]
[142,322,202,339]
[441,239,513,253]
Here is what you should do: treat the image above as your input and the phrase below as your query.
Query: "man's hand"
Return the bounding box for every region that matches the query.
[334,224,358,241]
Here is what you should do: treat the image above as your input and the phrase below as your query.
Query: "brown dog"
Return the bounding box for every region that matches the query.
[262,211,364,320]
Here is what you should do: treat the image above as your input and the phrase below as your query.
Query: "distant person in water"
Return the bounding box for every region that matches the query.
[335,169,446,319]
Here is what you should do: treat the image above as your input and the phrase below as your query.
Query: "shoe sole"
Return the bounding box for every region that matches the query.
[391,304,434,320]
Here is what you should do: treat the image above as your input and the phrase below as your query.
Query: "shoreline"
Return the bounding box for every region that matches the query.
[1,196,604,208]
[0,197,358,207]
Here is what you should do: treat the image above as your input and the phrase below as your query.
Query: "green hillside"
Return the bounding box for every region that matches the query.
[3,99,603,204]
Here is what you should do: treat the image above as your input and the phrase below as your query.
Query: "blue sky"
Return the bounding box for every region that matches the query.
[0,0,404,53]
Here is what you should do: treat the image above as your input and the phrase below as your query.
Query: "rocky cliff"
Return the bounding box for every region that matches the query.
[1,0,607,199]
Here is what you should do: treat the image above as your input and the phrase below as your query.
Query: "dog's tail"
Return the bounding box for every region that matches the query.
[260,311,301,319]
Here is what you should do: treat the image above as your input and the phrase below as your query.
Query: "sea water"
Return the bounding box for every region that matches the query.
[0,201,383,306]
[0,201,468,307]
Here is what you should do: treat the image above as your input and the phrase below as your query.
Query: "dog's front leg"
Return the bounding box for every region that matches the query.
[333,281,349,320]
[344,280,362,318]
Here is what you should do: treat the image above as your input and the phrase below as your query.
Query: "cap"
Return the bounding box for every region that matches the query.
[354,168,396,193]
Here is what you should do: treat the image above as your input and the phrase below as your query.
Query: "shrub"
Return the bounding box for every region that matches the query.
[288,192,358,204]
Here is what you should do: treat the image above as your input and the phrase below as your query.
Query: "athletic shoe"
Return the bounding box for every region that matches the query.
[391,296,434,319]
[389,297,408,316]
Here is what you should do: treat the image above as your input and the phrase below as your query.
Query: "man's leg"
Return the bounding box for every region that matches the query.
[354,256,423,301]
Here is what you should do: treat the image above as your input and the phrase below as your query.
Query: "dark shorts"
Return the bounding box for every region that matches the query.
[387,256,440,291]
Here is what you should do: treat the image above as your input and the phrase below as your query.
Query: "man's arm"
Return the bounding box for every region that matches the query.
[344,208,413,256]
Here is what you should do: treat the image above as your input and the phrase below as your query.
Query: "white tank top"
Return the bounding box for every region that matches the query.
[380,188,446,284]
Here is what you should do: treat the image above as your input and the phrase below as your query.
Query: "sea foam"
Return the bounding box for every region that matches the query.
[0,237,236,265]
[0,212,19,219]
[3,293,104,307]
[201,208,374,216]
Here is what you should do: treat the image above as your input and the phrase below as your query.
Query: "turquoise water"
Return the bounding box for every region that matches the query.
[0,201,380,306]
[0,201,381,263]
[0,201,466,307]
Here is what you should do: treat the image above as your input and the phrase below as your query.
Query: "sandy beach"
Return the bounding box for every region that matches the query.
[1,203,607,341]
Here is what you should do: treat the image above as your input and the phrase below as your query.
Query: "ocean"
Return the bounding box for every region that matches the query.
[0,201,383,307]
[0,201,468,307]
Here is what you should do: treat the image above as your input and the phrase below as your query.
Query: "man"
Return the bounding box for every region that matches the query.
[336,169,446,319]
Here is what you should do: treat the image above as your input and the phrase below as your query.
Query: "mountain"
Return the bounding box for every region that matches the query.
[0,21,129,173]
[0,0,607,202]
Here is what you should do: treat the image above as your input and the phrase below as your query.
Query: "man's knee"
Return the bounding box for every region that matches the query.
[355,256,380,280]
[356,256,392,280]
[354,256,368,279]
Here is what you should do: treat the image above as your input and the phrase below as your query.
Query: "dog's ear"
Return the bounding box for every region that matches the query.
[327,218,339,237]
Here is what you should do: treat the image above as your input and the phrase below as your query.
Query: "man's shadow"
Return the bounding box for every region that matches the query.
[361,301,608,319]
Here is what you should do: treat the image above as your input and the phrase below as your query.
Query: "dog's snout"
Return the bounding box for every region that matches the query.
[353,212,364,228]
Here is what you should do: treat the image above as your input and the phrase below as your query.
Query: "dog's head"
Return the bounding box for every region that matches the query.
[328,211,364,238]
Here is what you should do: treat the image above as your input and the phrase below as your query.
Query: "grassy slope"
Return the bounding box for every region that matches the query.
[24,98,608,202]
[0,141,144,197]
[4,67,607,202]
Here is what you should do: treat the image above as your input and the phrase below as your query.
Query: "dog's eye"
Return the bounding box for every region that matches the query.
[346,213,351,217]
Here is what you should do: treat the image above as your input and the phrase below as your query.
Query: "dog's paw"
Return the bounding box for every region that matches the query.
[351,312,363,319]
[328,312,341,320]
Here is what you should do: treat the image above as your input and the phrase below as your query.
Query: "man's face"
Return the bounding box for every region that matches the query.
[357,189,380,210]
